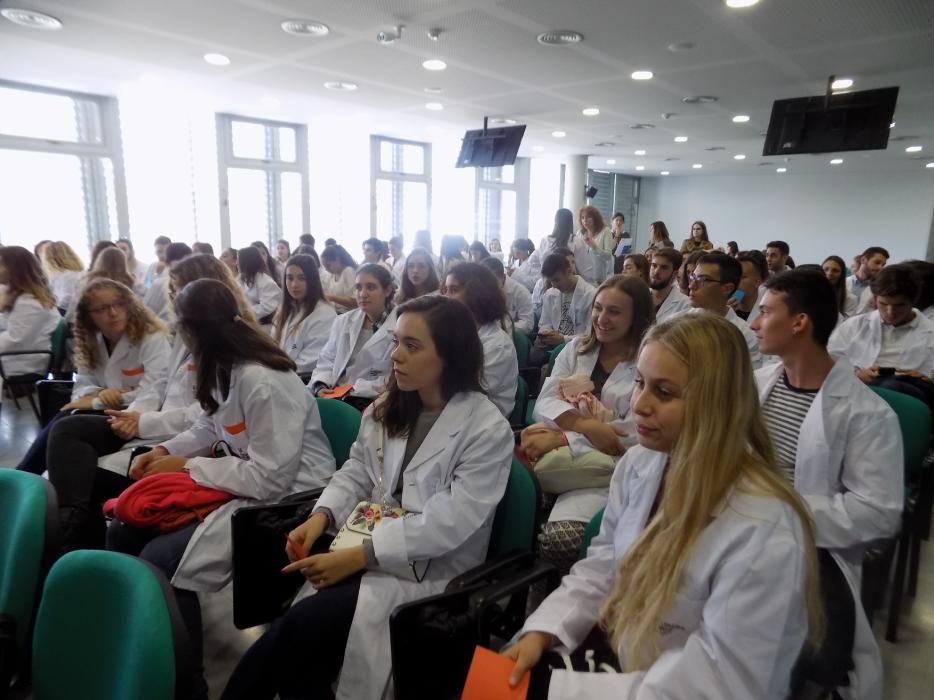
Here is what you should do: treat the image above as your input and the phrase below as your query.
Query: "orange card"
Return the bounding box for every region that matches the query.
[461,646,529,700]
[319,384,353,399]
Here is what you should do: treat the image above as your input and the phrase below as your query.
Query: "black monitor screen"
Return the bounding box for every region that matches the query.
[456,125,526,168]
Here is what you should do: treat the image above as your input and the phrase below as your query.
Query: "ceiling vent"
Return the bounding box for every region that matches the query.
[281,19,330,36]
[682,95,718,104]
[537,30,583,46]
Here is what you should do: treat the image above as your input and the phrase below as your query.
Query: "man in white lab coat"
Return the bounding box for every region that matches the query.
[845,246,890,316]
[751,269,903,700]
[648,247,690,322]
[530,251,596,366]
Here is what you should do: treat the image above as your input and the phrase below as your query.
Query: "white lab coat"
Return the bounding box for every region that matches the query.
[323,266,358,314]
[534,234,607,287]
[532,278,546,319]
[239,272,282,327]
[143,260,167,290]
[72,331,171,412]
[504,276,534,335]
[47,269,84,311]
[534,337,637,523]
[143,276,172,323]
[276,302,338,373]
[511,258,538,293]
[309,307,398,398]
[0,294,60,376]
[540,279,597,341]
[756,359,902,699]
[295,391,513,700]
[845,276,873,316]
[478,322,518,418]
[654,284,691,322]
[681,307,763,369]
[161,363,337,591]
[520,445,811,699]
[828,309,934,376]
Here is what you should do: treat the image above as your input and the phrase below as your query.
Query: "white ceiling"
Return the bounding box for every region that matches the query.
[1,0,933,176]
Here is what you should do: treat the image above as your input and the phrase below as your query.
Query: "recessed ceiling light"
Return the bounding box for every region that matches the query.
[203,53,231,66]
[324,81,358,91]
[635,165,645,171]
[726,0,760,7]
[424,86,444,94]
[260,96,280,108]
[682,95,718,104]
[582,107,600,116]
[634,149,646,155]
[674,136,688,143]
[734,154,746,160]
[533,146,545,152]
[667,42,696,52]
[830,158,843,165]
[776,167,788,173]
[732,114,750,123]
[537,30,584,46]
[425,102,444,111]
[905,145,923,153]
[422,59,447,71]
[831,78,854,90]
[926,162,934,169]
[692,163,703,169]
[661,171,670,175]
[1,8,63,30]
[631,70,654,80]
[606,159,617,165]
[551,130,566,138]
[281,19,330,36]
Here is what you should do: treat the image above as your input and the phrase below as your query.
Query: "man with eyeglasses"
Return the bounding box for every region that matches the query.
[686,252,764,368]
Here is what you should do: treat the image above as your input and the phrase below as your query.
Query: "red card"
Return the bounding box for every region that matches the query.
[461,645,529,700]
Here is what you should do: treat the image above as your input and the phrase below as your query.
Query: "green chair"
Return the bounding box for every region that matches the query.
[578,507,605,560]
[509,376,530,430]
[512,329,530,368]
[547,341,567,375]
[0,318,68,421]
[315,397,363,465]
[0,470,58,692]
[487,457,541,559]
[867,387,932,642]
[31,550,193,700]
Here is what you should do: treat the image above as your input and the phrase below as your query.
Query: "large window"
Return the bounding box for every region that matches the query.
[586,169,640,238]
[216,115,309,250]
[475,159,530,245]
[0,81,128,256]
[370,136,431,241]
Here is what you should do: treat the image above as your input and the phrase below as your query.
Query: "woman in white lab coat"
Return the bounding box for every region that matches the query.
[442,262,519,418]
[273,253,337,374]
[0,246,61,378]
[321,244,360,313]
[522,274,654,574]
[310,264,398,402]
[108,278,337,699]
[237,245,282,329]
[221,294,514,700]
[39,241,85,312]
[45,255,257,551]
[17,278,170,475]
[504,313,823,699]
[394,247,441,304]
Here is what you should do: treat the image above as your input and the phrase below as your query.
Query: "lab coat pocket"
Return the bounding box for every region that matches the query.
[408,458,447,504]
[121,365,145,391]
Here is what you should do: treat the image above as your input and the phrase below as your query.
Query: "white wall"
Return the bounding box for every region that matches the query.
[638,171,934,264]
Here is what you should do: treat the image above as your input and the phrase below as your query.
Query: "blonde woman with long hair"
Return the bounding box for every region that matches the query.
[40,241,85,310]
[504,313,823,699]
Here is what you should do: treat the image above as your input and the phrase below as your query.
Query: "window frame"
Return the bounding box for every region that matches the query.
[369,135,432,239]
[474,159,530,245]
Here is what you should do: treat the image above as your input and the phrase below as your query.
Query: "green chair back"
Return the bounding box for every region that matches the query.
[488,458,540,559]
[49,318,68,374]
[547,342,567,375]
[512,329,530,367]
[32,551,177,700]
[315,397,363,466]
[579,508,605,560]
[0,470,52,649]
[870,387,932,481]
[509,376,529,427]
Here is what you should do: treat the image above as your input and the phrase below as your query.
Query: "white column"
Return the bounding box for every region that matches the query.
[562,154,588,214]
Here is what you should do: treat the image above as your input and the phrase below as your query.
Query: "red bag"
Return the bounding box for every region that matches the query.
[103,472,235,532]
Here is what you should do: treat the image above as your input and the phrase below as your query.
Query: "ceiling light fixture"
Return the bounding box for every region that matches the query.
[682,95,718,104]
[281,19,330,36]
[732,114,750,123]
[776,167,788,173]
[582,107,600,116]
[726,0,760,7]
[661,171,670,175]
[0,8,63,30]
[203,53,231,66]
[734,154,746,160]
[422,59,447,71]
[890,122,896,128]
[926,162,934,169]
[692,163,703,169]
[635,165,645,171]
[606,159,616,165]
[634,149,646,155]
[674,136,688,143]
[831,78,854,90]
[830,158,843,165]
[631,70,654,80]
[551,130,566,138]
[425,102,444,111]
[324,81,358,91]
[537,30,584,46]
[906,145,923,153]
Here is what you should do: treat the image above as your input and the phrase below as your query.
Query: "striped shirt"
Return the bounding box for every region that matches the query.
[761,372,819,482]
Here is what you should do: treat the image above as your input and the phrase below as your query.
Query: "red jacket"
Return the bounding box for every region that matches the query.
[103,472,235,532]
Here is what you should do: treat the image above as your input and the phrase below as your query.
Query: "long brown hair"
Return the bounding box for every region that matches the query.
[578,205,606,233]
[175,279,295,414]
[822,255,848,314]
[169,254,258,326]
[40,241,84,273]
[577,274,654,357]
[73,279,165,371]
[398,248,440,303]
[273,254,328,342]
[87,247,135,289]
[0,246,57,312]
[598,314,823,669]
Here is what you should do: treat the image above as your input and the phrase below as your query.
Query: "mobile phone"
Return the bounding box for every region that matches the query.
[877,367,896,377]
[127,445,153,476]
[729,289,746,303]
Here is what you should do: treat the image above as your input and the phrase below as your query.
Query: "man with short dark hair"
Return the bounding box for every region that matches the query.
[526,252,595,366]
[751,269,901,696]
[846,246,890,315]
[648,248,690,321]
[687,252,763,367]
[830,263,934,382]
[143,235,173,289]
[734,250,769,323]
[362,237,393,275]
[481,256,534,336]
[765,240,790,276]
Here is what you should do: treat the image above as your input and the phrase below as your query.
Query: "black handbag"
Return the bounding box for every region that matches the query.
[230,488,331,629]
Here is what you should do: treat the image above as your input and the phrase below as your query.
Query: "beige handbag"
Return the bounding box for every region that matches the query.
[533,446,617,494]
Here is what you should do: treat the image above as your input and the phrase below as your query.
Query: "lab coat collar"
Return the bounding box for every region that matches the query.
[757,356,854,401]
[97,331,131,364]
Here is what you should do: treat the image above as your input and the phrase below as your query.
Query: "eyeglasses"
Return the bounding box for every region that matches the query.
[88,300,128,315]
[688,274,722,287]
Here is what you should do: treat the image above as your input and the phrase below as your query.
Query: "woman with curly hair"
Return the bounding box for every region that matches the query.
[17,278,169,475]
[39,241,85,311]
